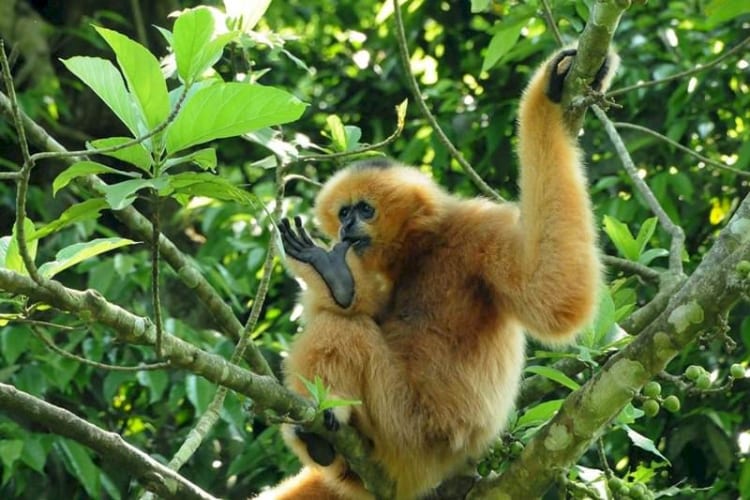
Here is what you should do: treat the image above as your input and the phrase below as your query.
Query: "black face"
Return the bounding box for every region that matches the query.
[338,200,374,249]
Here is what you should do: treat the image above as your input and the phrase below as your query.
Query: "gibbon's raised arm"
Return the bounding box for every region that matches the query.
[500,49,616,342]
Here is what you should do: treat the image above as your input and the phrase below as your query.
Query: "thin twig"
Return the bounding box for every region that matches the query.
[30,325,171,372]
[602,255,661,282]
[283,173,322,188]
[1,40,41,282]
[608,35,750,98]
[0,172,20,180]
[301,102,406,162]
[391,0,503,201]
[614,122,750,178]
[593,105,685,274]
[540,0,564,46]
[151,188,163,358]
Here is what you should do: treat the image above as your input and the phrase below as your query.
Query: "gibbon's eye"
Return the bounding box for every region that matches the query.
[338,205,351,221]
[356,201,375,220]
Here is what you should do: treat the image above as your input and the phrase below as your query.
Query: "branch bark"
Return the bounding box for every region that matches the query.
[0,383,217,500]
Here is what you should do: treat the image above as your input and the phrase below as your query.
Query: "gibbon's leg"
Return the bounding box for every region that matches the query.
[509,48,617,341]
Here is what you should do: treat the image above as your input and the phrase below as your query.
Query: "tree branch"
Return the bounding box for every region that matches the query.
[0,382,217,500]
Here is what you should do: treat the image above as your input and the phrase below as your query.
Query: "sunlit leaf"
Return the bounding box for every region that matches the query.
[515,399,563,430]
[101,177,169,210]
[481,20,525,73]
[34,199,108,240]
[88,137,153,172]
[5,219,37,276]
[603,215,639,261]
[162,147,217,172]
[524,365,581,391]
[38,238,136,279]
[166,82,306,154]
[624,425,670,463]
[61,56,141,136]
[53,161,124,196]
[95,26,170,130]
[172,7,237,84]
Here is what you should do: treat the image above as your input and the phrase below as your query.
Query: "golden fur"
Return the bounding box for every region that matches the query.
[259,49,609,499]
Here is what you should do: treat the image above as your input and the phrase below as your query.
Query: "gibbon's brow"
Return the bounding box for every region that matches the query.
[348,158,396,171]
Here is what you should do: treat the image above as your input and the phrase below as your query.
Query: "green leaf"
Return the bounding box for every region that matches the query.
[5,219,37,276]
[163,147,217,172]
[634,217,658,258]
[515,399,563,430]
[56,438,100,498]
[61,56,141,136]
[88,137,153,171]
[1,326,29,364]
[481,20,525,73]
[524,365,580,391]
[34,199,109,240]
[172,7,237,84]
[624,425,670,463]
[166,82,307,154]
[136,370,169,404]
[185,374,217,414]
[706,0,750,26]
[603,215,639,261]
[0,440,23,485]
[580,286,616,349]
[638,248,669,266]
[225,0,271,31]
[244,127,299,164]
[101,177,169,210]
[319,398,362,411]
[53,161,123,196]
[38,237,136,279]
[164,172,256,207]
[21,438,47,473]
[95,26,170,130]
[326,115,347,152]
[471,0,492,13]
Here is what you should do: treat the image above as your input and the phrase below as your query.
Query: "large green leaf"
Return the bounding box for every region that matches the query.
[172,7,237,84]
[34,199,108,240]
[38,238,136,279]
[0,440,23,485]
[88,137,153,172]
[61,56,141,136]
[185,374,217,414]
[5,219,37,276]
[166,82,307,154]
[162,147,217,172]
[95,27,170,130]
[53,161,124,196]
[101,177,170,210]
[164,171,256,206]
[55,439,100,498]
[524,365,581,391]
[481,20,526,72]
[515,399,564,430]
[603,215,639,261]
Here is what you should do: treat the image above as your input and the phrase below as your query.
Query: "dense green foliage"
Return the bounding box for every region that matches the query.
[0,0,748,498]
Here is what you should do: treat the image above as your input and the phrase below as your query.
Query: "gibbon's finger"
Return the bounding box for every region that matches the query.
[279,219,306,255]
[294,217,316,247]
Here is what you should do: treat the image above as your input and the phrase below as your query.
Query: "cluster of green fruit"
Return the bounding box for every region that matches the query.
[476,439,524,476]
[640,381,680,417]
[608,477,654,500]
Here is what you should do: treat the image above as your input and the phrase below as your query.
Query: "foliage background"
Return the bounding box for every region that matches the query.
[0,0,748,498]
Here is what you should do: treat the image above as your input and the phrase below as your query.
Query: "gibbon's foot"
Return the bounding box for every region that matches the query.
[545,48,613,103]
[278,217,355,308]
[295,427,337,466]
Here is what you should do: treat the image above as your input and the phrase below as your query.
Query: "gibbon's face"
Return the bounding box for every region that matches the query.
[314,165,443,254]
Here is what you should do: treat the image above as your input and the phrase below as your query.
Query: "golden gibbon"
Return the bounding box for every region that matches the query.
[259,48,616,499]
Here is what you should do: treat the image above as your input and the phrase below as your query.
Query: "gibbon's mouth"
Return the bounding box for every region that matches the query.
[343,235,372,252]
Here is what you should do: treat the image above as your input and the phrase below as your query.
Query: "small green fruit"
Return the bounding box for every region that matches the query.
[685,365,702,381]
[695,373,712,390]
[509,441,524,457]
[730,363,745,379]
[642,399,660,417]
[663,395,681,413]
[643,381,662,398]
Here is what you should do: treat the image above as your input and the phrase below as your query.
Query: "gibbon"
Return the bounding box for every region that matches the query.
[260,48,616,499]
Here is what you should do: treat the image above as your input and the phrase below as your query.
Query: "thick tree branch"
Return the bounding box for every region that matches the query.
[0,383,217,500]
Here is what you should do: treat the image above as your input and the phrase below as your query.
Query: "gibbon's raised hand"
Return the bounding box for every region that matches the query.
[258,47,617,500]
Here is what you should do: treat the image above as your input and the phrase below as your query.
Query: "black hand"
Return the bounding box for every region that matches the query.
[278,217,355,308]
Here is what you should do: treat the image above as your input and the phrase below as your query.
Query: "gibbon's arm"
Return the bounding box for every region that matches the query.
[506,49,616,341]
